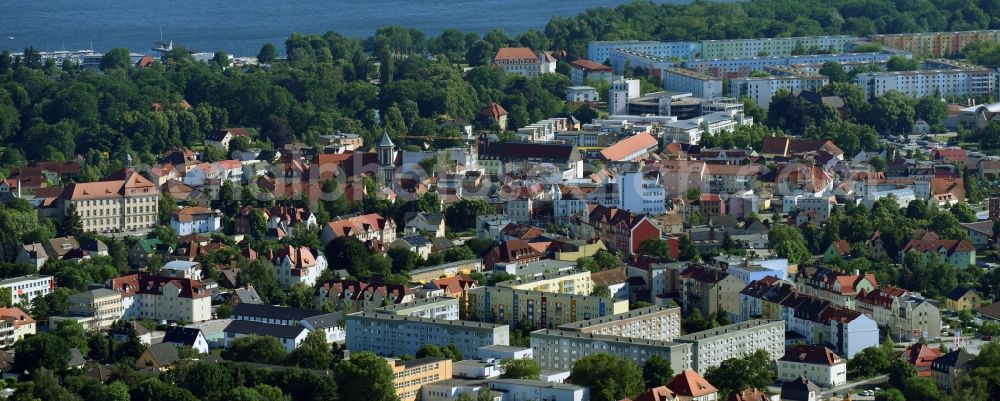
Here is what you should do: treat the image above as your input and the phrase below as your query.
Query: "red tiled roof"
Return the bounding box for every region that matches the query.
[324,213,392,239]
[493,47,539,62]
[902,239,975,255]
[901,343,942,375]
[727,388,770,401]
[933,148,967,161]
[477,102,509,119]
[0,307,35,329]
[830,240,852,256]
[570,59,613,72]
[600,132,658,161]
[108,273,210,299]
[667,370,718,398]
[779,345,844,366]
[632,386,675,401]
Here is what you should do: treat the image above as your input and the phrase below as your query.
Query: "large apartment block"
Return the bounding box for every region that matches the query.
[731,74,829,108]
[556,305,681,341]
[496,270,593,296]
[345,312,510,358]
[466,286,629,329]
[375,296,460,320]
[700,36,857,59]
[869,30,1000,58]
[854,60,997,99]
[588,40,700,64]
[662,68,724,99]
[59,170,159,234]
[390,357,453,401]
[675,319,786,372]
[530,328,692,374]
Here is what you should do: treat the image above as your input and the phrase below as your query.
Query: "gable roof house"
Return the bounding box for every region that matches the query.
[162,326,210,354]
[901,239,976,267]
[135,342,180,371]
[667,370,719,401]
[403,212,446,238]
[266,245,328,288]
[900,343,942,378]
[205,127,251,150]
[320,213,397,247]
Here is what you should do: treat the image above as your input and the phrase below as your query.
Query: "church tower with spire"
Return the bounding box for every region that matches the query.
[377,131,397,184]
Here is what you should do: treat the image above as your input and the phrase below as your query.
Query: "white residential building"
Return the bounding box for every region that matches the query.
[565,86,599,103]
[493,47,556,77]
[609,78,641,115]
[777,345,848,388]
[618,170,666,215]
[0,275,54,306]
[107,274,212,323]
[170,207,223,236]
[269,246,327,288]
[855,60,997,99]
[731,74,829,108]
[674,319,786,372]
[662,68,724,99]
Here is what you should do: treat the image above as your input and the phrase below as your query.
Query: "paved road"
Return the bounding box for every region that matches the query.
[821,375,887,397]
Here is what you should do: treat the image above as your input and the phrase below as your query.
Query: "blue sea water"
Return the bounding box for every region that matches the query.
[1,0,679,56]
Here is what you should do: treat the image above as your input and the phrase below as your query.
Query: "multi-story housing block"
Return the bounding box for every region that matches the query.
[0,275,54,306]
[375,296,460,320]
[869,30,1000,58]
[530,329,692,374]
[569,59,615,85]
[496,270,594,296]
[390,357,454,401]
[106,274,211,322]
[855,60,997,99]
[731,74,829,108]
[684,51,904,79]
[675,319,785,372]
[608,49,676,76]
[346,312,509,358]
[588,40,700,64]
[700,36,857,59]
[662,68,724,99]
[678,264,745,318]
[66,288,124,330]
[60,170,159,234]
[556,305,681,341]
[466,286,628,329]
